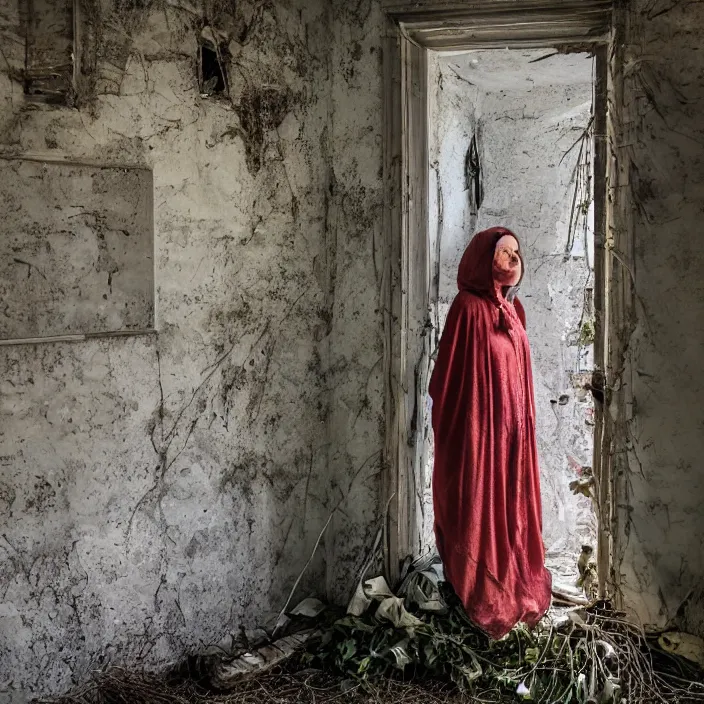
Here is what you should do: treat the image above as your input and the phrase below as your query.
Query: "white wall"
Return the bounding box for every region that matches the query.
[0,0,384,697]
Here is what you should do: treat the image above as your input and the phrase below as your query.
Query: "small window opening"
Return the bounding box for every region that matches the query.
[200,41,228,97]
[21,0,75,104]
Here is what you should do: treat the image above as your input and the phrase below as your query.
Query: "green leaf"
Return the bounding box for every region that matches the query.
[423,641,438,666]
[339,638,357,661]
[334,616,376,633]
[357,656,371,674]
[525,647,541,664]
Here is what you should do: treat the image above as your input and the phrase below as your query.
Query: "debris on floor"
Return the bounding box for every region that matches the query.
[36,666,473,704]
[658,631,704,669]
[299,554,704,703]
[37,554,704,704]
[211,630,318,688]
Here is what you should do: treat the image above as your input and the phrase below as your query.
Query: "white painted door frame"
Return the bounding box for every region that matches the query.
[380,0,613,588]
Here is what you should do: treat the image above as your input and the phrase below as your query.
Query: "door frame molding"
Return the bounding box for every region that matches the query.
[380,0,613,587]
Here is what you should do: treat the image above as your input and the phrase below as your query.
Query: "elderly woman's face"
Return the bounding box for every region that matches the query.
[493,234,521,287]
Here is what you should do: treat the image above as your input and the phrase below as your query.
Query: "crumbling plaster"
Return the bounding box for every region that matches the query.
[0,0,384,698]
[425,50,597,581]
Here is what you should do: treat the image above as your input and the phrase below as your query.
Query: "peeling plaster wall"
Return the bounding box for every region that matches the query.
[0,0,383,697]
[324,0,385,602]
[607,0,704,635]
[426,51,596,579]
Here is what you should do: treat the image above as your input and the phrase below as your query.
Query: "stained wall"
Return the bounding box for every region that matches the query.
[606,0,704,635]
[0,0,384,697]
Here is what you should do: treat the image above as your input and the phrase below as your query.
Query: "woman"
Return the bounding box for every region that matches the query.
[429,227,552,639]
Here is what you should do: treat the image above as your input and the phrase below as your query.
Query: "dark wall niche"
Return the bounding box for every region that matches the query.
[199,27,229,97]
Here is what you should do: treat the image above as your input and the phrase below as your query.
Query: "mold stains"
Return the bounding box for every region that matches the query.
[235,85,293,176]
[25,477,56,511]
[339,182,381,240]
[219,450,267,501]
[44,120,60,149]
[0,480,17,511]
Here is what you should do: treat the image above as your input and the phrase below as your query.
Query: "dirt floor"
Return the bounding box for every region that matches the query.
[38,665,504,704]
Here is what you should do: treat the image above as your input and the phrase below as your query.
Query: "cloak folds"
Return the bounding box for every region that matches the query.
[429,228,552,639]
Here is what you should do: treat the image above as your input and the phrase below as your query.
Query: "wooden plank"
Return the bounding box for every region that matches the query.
[403,38,429,560]
[403,12,611,50]
[602,2,632,610]
[0,329,156,347]
[382,21,430,580]
[404,29,608,52]
[384,0,611,51]
[401,6,611,26]
[592,45,610,599]
[382,17,404,584]
[382,0,611,17]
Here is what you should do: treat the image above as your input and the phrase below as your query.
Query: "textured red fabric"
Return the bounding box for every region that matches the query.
[429,227,552,639]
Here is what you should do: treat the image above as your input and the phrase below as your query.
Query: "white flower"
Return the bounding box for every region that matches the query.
[517,681,531,698]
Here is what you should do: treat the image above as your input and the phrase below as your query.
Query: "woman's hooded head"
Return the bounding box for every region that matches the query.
[457,226,524,299]
[457,227,526,330]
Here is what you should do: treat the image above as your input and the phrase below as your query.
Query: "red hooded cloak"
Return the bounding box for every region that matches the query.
[429,227,552,639]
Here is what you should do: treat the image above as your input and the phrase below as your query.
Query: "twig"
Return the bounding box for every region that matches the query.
[529,51,560,63]
[273,511,335,638]
[560,116,595,166]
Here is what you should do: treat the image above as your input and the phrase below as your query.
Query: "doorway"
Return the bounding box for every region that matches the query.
[380,2,611,595]
[421,49,598,588]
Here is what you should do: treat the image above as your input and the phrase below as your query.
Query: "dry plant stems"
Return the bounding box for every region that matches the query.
[272,510,334,637]
[35,666,476,704]
[564,115,595,268]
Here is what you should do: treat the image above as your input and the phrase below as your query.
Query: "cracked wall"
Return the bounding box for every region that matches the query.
[324,0,385,602]
[0,0,383,698]
[607,0,704,636]
[3,0,703,696]
[425,51,597,582]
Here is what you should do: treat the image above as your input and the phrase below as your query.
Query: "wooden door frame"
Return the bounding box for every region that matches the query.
[380,0,613,587]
